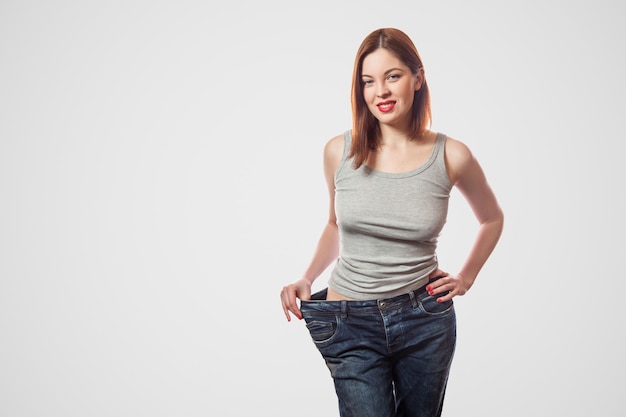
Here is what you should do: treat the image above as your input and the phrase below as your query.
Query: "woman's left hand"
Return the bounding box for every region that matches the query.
[426,270,472,302]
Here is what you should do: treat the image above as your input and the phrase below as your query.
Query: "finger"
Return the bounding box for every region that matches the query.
[292,306,302,321]
[280,288,294,321]
[282,300,292,322]
[425,275,446,294]
[436,289,455,303]
[281,287,302,321]
[436,294,452,303]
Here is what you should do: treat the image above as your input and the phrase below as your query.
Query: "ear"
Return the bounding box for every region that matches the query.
[414,68,425,91]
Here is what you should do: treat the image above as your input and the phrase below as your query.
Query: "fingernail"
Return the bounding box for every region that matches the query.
[436,298,442,303]
[426,286,432,292]
[429,290,434,295]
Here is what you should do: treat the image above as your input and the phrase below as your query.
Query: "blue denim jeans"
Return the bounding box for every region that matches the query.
[300,282,456,417]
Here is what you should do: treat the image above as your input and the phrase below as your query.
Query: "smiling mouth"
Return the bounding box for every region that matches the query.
[377,101,396,112]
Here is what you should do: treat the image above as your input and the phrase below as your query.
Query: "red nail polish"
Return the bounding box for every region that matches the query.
[436,298,442,303]
[426,286,432,292]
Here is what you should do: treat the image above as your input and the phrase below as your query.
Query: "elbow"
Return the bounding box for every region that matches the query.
[481,206,504,235]
[492,206,505,236]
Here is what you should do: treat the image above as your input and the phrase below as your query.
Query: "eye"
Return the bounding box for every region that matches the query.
[362,79,374,87]
[387,74,400,81]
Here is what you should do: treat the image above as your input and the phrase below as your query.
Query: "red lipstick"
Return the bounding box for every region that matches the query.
[377,100,396,113]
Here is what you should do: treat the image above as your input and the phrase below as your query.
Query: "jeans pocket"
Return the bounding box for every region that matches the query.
[419,293,454,316]
[304,316,340,344]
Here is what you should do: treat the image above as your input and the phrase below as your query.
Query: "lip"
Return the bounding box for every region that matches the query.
[376,100,396,113]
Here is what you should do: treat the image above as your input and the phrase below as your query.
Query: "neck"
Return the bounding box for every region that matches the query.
[378,124,411,144]
[378,125,429,147]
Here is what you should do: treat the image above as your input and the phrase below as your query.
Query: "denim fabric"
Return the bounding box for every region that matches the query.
[300,283,456,417]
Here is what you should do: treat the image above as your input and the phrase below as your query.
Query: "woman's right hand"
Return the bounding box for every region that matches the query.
[280,278,312,322]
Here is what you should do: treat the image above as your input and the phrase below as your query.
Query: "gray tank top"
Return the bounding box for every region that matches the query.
[328,130,452,300]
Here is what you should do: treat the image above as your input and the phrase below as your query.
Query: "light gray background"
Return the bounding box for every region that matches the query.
[1,0,624,416]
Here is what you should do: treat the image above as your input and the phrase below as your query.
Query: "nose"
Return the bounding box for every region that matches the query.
[376,83,390,98]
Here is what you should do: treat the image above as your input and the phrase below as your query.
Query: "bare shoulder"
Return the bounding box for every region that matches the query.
[443,135,476,185]
[325,133,345,156]
[324,133,345,167]
[323,133,346,184]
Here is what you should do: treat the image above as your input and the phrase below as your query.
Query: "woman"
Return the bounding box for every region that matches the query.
[280,27,503,417]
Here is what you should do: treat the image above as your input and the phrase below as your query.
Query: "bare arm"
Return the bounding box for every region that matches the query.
[280,134,344,321]
[428,137,504,301]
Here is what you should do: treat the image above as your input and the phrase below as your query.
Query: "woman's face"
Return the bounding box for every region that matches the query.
[361,48,422,129]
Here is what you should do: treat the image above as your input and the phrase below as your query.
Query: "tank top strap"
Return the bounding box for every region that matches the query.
[433,132,447,167]
[342,130,352,161]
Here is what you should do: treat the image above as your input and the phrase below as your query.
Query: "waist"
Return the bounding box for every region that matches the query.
[302,277,438,313]
[329,257,439,300]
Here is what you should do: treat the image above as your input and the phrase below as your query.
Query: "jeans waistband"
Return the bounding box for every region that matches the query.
[302,278,437,314]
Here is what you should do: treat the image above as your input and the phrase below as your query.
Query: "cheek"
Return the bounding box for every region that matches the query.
[362,88,375,103]
[362,91,378,112]
[403,86,417,105]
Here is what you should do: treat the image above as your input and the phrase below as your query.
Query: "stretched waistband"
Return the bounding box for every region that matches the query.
[301,278,437,314]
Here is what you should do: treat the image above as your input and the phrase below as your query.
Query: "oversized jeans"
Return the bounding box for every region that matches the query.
[300,282,456,417]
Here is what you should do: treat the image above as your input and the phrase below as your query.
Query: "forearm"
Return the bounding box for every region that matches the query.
[301,221,340,284]
[457,214,504,288]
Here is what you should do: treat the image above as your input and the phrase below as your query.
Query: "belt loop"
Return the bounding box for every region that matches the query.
[341,300,348,319]
[409,290,418,309]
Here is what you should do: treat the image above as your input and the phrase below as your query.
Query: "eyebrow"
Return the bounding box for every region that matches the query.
[361,67,404,78]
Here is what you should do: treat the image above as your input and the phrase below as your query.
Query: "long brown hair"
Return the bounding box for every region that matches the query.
[350,28,432,168]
